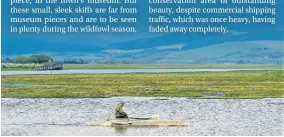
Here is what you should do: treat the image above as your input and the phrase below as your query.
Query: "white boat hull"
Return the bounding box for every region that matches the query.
[88,119,191,127]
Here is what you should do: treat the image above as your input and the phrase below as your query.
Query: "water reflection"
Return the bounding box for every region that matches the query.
[114,126,128,135]
[1,97,284,136]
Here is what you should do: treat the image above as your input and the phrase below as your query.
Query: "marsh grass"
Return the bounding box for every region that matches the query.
[1,71,283,98]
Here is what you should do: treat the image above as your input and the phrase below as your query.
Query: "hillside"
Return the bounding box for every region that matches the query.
[3,40,282,64]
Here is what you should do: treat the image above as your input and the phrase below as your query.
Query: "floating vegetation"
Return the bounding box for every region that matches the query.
[1,70,284,99]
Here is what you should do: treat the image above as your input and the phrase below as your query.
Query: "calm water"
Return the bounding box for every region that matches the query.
[1,97,283,136]
[1,69,280,75]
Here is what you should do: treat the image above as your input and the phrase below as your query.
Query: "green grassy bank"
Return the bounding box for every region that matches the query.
[2,70,283,99]
[1,64,283,71]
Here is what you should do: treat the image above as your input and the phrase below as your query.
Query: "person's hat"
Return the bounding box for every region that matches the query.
[118,102,124,106]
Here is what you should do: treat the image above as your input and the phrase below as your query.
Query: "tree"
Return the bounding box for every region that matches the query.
[28,54,51,63]
[13,54,53,64]
[14,56,28,64]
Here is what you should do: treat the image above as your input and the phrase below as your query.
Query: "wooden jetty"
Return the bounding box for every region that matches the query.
[32,63,63,71]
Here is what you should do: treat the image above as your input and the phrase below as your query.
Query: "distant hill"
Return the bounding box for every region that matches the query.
[2,0,283,64]
[99,40,283,64]
[107,29,284,51]
[158,41,284,64]
[2,19,283,64]
[3,40,282,64]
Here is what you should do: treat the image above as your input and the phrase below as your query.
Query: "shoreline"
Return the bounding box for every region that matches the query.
[2,68,283,76]
[2,64,283,71]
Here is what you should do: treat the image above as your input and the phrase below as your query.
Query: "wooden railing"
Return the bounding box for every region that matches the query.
[32,63,63,71]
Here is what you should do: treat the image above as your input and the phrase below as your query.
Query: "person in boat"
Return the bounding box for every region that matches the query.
[115,102,128,118]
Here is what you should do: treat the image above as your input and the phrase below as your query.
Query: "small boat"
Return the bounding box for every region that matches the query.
[88,115,191,127]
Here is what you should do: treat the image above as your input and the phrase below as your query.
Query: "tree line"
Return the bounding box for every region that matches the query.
[3,54,53,64]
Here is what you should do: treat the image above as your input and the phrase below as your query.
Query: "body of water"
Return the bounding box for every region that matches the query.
[1,97,283,136]
[1,69,281,75]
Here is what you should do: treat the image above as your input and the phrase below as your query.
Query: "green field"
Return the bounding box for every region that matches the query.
[1,64,283,71]
[2,70,283,99]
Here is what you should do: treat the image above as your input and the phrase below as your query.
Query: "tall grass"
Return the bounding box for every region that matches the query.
[2,70,283,99]
[1,63,42,69]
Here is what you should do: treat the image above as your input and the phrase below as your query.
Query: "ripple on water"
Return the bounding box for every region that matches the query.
[1,97,284,136]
